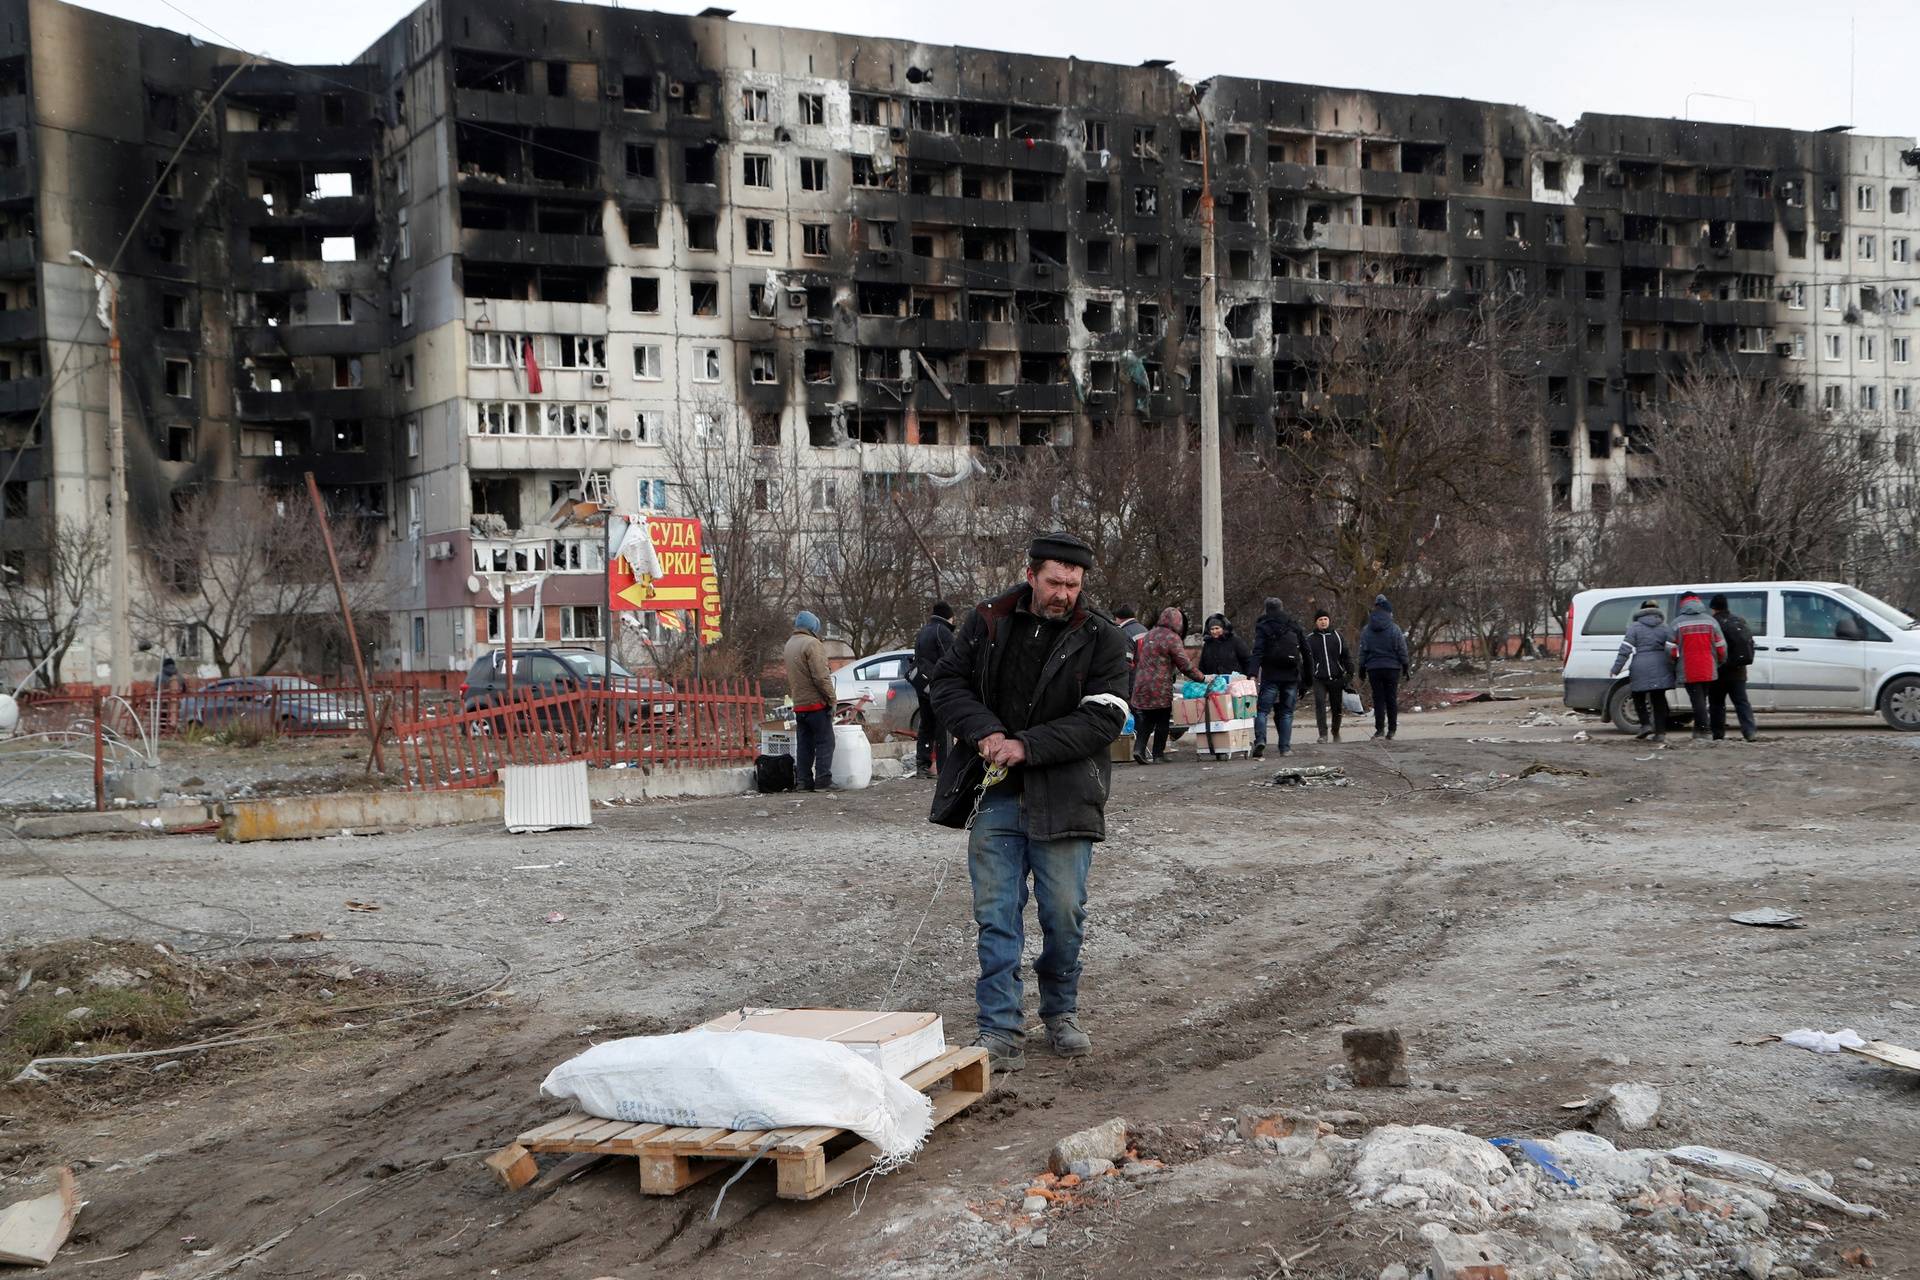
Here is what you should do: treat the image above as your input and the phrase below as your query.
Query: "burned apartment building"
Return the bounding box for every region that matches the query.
[0,0,1912,677]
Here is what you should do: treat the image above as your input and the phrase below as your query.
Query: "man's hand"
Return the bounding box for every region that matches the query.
[977,733,1027,767]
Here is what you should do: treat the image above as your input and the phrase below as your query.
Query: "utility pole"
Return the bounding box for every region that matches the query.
[71,252,131,696]
[1194,96,1225,621]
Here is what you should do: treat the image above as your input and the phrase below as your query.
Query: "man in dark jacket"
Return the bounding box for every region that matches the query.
[911,601,956,775]
[929,531,1131,1073]
[1357,594,1411,740]
[1114,603,1148,699]
[1305,608,1352,744]
[1198,613,1252,676]
[1708,593,1758,743]
[1249,597,1308,758]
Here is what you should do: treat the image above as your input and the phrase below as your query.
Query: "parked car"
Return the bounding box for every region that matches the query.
[178,676,357,731]
[833,649,917,730]
[461,647,675,731]
[1563,581,1920,732]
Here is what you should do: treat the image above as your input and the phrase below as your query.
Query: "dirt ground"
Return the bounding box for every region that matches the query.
[1,695,1916,1278]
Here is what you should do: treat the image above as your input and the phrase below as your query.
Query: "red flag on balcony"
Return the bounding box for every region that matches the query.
[521,336,543,394]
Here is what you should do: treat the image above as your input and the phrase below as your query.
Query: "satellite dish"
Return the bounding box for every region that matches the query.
[466,574,483,594]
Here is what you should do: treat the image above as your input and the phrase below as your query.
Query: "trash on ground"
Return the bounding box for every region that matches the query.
[1270,765,1350,787]
[343,900,381,913]
[1782,1028,1866,1054]
[0,1167,77,1267]
[1518,762,1589,778]
[544,912,567,924]
[1488,1137,1578,1188]
[1728,907,1805,928]
[1844,1039,1920,1075]
[1666,1145,1883,1218]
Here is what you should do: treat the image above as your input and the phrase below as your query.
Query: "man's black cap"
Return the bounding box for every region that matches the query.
[1028,530,1093,569]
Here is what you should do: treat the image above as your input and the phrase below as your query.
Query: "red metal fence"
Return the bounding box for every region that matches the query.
[12,681,433,740]
[389,679,763,790]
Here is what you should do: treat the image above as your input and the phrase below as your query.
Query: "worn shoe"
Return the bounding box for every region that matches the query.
[1634,728,1655,741]
[1043,1015,1092,1058]
[1332,730,1341,742]
[1385,730,1396,740]
[1132,751,1152,765]
[1742,729,1757,743]
[973,1033,1026,1072]
[1371,731,1384,740]
[1317,734,1329,745]
[1251,744,1266,759]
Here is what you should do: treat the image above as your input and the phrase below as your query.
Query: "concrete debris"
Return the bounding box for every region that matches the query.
[1342,1027,1411,1087]
[0,1167,77,1267]
[1349,1125,1532,1223]
[1736,1243,1776,1280]
[1066,1158,1113,1180]
[1588,1082,1661,1139]
[1047,1118,1127,1176]
[1427,1225,1567,1280]
[1270,765,1351,787]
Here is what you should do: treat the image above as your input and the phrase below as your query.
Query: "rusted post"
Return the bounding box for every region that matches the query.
[303,472,384,772]
[92,689,105,811]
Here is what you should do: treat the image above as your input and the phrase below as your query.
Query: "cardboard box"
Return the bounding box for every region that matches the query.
[1111,734,1137,762]
[1232,693,1258,719]
[696,1008,945,1078]
[1173,697,1207,725]
[1193,726,1254,756]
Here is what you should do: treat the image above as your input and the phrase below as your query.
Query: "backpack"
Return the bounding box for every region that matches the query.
[1721,614,1756,668]
[1262,621,1302,676]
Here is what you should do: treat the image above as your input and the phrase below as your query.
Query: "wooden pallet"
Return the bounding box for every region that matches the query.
[512,1044,989,1200]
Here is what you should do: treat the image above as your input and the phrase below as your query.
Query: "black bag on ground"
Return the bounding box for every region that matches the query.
[755,753,795,793]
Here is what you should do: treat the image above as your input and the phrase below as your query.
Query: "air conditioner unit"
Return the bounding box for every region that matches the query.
[1819,230,1836,243]
[872,249,894,265]
[888,126,904,141]
[427,541,453,560]
[590,371,610,388]
[1775,341,1795,356]
[604,83,623,98]
[667,80,685,99]
[615,425,636,441]
[1034,263,1052,277]
[775,127,791,142]
[786,288,807,307]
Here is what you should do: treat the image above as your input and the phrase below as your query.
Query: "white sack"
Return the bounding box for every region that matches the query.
[540,1029,933,1160]
[1780,1027,1864,1054]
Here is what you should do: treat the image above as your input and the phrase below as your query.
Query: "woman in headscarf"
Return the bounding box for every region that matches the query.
[1129,607,1202,763]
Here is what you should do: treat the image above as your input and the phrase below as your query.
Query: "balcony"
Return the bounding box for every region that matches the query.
[236,387,384,420]
[454,87,603,132]
[0,236,32,276]
[0,375,46,414]
[225,129,373,164]
[238,193,374,229]
[900,194,1069,233]
[0,167,30,203]
[904,132,1069,174]
[1621,295,1702,324]
[234,318,387,359]
[461,227,608,269]
[939,382,1074,413]
[0,307,40,343]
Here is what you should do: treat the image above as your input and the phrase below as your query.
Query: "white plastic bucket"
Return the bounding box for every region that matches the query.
[831,724,873,790]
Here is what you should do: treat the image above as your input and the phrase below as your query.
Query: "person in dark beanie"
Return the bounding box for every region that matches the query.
[1305,607,1353,744]
[1357,594,1410,740]
[1113,603,1149,699]
[911,600,957,775]
[1708,593,1757,742]
[929,531,1131,1073]
[1249,597,1309,757]
[1199,613,1251,677]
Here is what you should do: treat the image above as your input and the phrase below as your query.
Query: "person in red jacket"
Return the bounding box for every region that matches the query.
[1666,591,1728,741]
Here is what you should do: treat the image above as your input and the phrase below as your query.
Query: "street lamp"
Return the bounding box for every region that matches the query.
[68,250,131,696]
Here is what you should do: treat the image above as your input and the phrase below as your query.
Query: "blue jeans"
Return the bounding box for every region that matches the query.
[968,790,1093,1042]
[1254,681,1299,751]
[794,707,834,788]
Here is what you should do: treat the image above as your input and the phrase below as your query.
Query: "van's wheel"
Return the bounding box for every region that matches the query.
[1880,675,1920,730]
[1606,684,1645,735]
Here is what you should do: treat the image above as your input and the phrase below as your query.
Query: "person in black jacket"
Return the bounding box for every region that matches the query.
[1198,613,1252,676]
[1304,608,1353,744]
[911,601,956,775]
[929,532,1131,1074]
[1708,593,1758,742]
[1249,597,1309,758]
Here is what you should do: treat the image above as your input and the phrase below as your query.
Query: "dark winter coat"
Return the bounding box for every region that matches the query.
[1668,599,1728,685]
[1715,611,1755,670]
[1250,604,1309,686]
[928,583,1132,842]
[1610,607,1675,694]
[1198,614,1252,677]
[1306,627,1352,684]
[910,615,954,689]
[1357,596,1411,674]
[1130,608,1203,711]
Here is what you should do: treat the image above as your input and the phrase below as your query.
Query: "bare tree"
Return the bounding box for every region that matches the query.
[138,487,381,676]
[0,515,110,688]
[1258,291,1548,652]
[1628,366,1875,581]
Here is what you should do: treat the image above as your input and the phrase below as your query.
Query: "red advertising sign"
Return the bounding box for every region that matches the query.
[609,515,704,612]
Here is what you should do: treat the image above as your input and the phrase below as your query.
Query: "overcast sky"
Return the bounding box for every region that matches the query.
[81,0,1916,140]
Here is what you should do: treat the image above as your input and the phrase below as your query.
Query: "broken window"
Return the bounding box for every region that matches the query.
[1501,155,1521,188]
[745,217,775,253]
[631,275,659,313]
[1858,183,1877,212]
[1542,160,1564,191]
[332,354,362,388]
[1224,190,1250,223]
[1861,234,1878,261]
[1136,242,1161,275]
[1134,184,1158,215]
[1136,302,1161,338]
[800,157,827,191]
[693,346,721,382]
[333,419,365,452]
[748,284,775,318]
[625,207,659,248]
[1786,228,1806,259]
[797,93,825,125]
[1224,132,1248,164]
[1545,213,1565,245]
[750,349,778,384]
[742,87,770,123]
[1584,216,1605,246]
[850,94,888,126]
[623,75,656,111]
[1505,211,1524,240]
[1586,323,1606,353]
[686,214,717,252]
[1227,247,1251,279]
[1547,376,1568,406]
[1465,208,1484,239]
[1182,245,1200,277]
[146,88,180,131]
[1585,270,1606,300]
[803,349,833,383]
[1180,187,1201,219]
[684,143,717,185]
[163,358,192,397]
[1082,299,1114,332]
[742,153,771,187]
[1132,126,1156,159]
[1895,237,1911,264]
[1084,120,1108,151]
[632,344,661,379]
[1462,264,1485,292]
[1416,200,1445,232]
[1180,128,1201,162]
[162,293,188,330]
[1461,152,1483,184]
[1086,240,1112,273]
[625,144,656,178]
[1224,303,1257,340]
[1823,232,1843,261]
[690,280,719,316]
[1893,187,1909,214]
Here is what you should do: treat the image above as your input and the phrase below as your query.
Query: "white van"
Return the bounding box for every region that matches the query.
[1563,581,1920,732]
